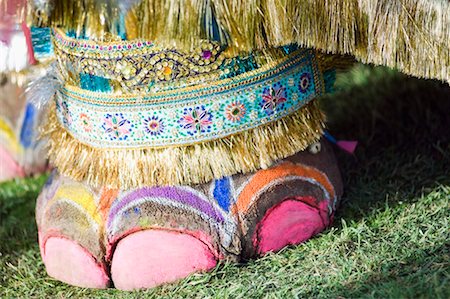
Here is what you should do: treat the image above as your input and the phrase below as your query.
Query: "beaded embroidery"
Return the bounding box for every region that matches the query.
[52,29,226,92]
[56,49,323,148]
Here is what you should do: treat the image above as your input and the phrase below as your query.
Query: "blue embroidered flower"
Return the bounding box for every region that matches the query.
[102,113,132,140]
[260,82,287,115]
[179,106,213,135]
[143,115,164,136]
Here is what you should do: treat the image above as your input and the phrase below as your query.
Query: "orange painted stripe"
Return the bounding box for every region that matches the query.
[99,188,119,221]
[233,162,334,214]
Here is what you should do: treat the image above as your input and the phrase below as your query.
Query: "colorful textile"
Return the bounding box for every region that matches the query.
[56,49,322,148]
[42,29,330,189]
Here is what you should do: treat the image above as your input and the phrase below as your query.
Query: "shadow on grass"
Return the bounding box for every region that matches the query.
[321,65,450,222]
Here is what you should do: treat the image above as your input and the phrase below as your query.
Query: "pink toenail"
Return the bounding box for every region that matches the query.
[253,197,329,254]
[111,229,217,290]
[43,237,109,288]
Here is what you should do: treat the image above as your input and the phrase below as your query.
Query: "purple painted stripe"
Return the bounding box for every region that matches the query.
[107,186,225,228]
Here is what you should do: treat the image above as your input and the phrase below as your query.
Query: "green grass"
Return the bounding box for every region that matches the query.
[1,65,449,298]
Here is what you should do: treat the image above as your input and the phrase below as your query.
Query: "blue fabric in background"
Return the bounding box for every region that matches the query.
[20,103,36,148]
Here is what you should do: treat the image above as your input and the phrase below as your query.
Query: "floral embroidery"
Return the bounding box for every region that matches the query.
[299,73,311,93]
[56,50,321,148]
[79,113,92,132]
[225,101,246,122]
[156,61,175,80]
[260,82,287,115]
[179,106,213,135]
[143,116,165,136]
[102,113,132,140]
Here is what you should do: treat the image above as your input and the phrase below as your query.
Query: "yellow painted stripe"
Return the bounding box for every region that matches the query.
[50,185,102,226]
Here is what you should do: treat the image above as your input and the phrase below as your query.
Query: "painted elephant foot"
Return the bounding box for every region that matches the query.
[37,171,231,290]
[233,140,343,257]
[36,173,109,288]
[0,77,48,182]
[36,139,342,290]
[105,183,230,290]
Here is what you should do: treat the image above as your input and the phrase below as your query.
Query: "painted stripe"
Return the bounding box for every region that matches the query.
[54,198,100,233]
[233,162,335,214]
[107,196,234,236]
[48,185,102,226]
[246,175,331,211]
[212,177,233,212]
[107,186,225,228]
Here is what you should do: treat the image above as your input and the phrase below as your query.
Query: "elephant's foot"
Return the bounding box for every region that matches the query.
[36,173,109,288]
[36,140,342,290]
[0,78,48,182]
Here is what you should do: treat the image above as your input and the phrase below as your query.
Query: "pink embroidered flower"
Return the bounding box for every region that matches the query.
[260,83,287,115]
[102,113,132,140]
[179,106,213,135]
[79,113,92,132]
[225,101,246,122]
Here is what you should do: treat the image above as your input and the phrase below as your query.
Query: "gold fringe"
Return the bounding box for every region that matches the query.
[43,100,325,189]
[30,0,450,84]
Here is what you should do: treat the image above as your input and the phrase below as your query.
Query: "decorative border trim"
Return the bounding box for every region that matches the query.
[52,29,226,89]
[56,50,323,148]
[44,100,325,188]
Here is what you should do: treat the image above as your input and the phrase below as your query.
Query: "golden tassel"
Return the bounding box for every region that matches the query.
[42,100,325,190]
[30,0,450,84]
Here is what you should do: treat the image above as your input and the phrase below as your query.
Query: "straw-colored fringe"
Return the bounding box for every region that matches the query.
[43,100,325,189]
[29,0,450,84]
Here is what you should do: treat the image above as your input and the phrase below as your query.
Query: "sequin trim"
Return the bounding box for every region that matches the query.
[56,49,324,148]
[52,29,226,91]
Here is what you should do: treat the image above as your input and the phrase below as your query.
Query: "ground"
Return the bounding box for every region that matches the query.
[1,65,449,298]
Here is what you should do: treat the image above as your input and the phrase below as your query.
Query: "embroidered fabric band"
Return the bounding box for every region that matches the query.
[56,49,322,148]
[44,30,329,189]
[52,29,226,91]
